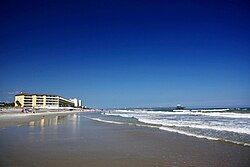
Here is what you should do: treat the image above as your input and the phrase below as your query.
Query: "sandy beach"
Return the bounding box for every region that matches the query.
[0,109,93,128]
[0,112,249,167]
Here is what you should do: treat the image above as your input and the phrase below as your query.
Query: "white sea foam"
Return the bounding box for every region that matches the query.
[87,116,159,129]
[192,112,250,119]
[108,109,250,119]
[159,127,250,147]
[104,112,133,118]
[102,109,250,146]
[112,109,138,113]
[105,110,250,134]
[86,115,250,147]
[86,117,125,125]
[159,126,220,140]
[137,118,250,135]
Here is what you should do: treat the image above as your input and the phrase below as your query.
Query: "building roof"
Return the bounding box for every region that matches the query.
[15,93,59,96]
[15,93,74,104]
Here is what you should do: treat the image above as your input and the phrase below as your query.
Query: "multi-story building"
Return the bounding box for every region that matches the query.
[69,98,83,108]
[70,98,78,107]
[78,100,82,107]
[15,93,74,108]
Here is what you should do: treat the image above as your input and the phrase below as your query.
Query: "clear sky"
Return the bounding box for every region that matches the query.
[0,0,249,108]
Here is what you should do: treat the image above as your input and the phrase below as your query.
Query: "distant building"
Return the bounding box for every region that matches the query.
[15,93,74,108]
[70,98,78,107]
[78,100,82,107]
[69,98,83,108]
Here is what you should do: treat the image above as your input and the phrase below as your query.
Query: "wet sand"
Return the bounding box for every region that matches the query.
[0,112,249,167]
[0,110,88,128]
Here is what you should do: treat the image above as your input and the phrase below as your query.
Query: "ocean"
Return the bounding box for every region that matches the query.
[85,108,250,146]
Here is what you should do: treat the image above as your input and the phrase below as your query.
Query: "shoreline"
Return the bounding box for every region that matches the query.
[86,115,250,147]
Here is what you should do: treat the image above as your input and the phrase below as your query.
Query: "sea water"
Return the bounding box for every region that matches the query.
[87,108,250,146]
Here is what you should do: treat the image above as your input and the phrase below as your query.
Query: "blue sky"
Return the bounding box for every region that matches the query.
[0,0,249,108]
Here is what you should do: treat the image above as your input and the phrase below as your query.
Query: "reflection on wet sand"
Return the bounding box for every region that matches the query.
[27,114,80,143]
[29,121,35,127]
[28,114,79,128]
